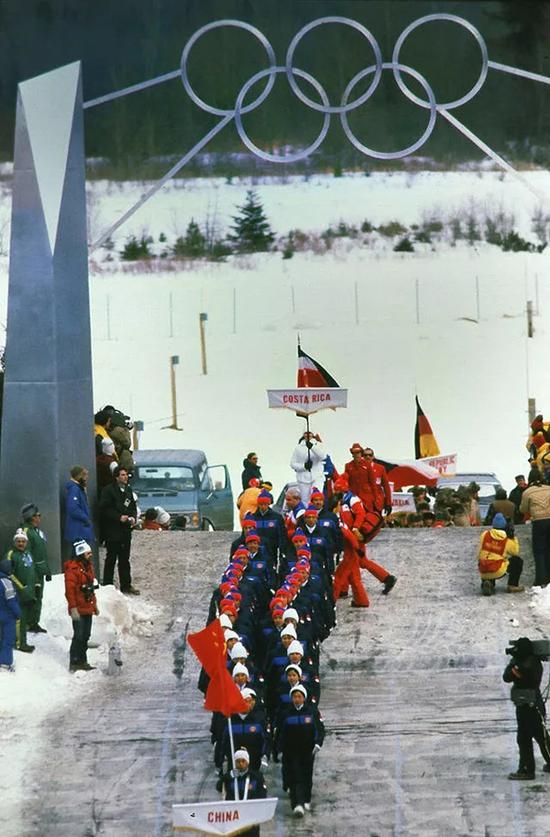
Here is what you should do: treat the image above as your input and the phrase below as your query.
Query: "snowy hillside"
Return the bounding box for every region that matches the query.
[1,169,549,495]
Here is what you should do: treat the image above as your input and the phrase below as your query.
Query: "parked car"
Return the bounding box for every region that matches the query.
[436,472,503,523]
[132,449,233,530]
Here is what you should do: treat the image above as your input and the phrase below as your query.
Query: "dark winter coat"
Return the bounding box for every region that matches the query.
[64,480,94,544]
[222,767,267,801]
[241,458,262,491]
[99,481,137,541]
[274,702,325,756]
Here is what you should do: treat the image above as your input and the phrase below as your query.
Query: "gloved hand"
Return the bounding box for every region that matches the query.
[304,461,312,472]
[70,607,80,621]
[261,755,269,769]
[384,505,392,516]
[45,574,52,582]
[313,744,321,755]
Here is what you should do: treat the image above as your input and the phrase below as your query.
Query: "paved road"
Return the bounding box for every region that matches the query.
[24,527,550,837]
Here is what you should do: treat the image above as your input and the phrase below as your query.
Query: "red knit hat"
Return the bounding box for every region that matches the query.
[245,532,260,543]
[257,490,273,505]
[304,505,318,517]
[220,599,238,615]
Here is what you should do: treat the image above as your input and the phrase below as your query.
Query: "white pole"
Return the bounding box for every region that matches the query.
[227,716,239,801]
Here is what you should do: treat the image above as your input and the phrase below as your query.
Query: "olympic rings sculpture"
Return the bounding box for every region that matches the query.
[87,13,548,247]
[179,14,488,162]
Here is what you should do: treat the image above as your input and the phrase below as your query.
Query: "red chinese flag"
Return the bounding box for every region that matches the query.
[188,620,248,717]
[205,667,249,716]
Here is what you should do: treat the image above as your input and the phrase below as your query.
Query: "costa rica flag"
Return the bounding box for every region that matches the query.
[297,345,340,388]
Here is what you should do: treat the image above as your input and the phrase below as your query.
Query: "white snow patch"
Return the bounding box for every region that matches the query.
[0,573,160,837]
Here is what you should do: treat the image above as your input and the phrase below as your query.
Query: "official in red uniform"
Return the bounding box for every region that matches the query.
[362,447,392,515]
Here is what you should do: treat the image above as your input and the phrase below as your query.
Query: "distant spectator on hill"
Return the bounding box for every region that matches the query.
[106,406,135,472]
[484,488,516,526]
[94,409,113,457]
[96,436,117,494]
[242,453,262,491]
[520,469,550,587]
[237,478,262,525]
[142,508,163,530]
[171,515,187,531]
[64,466,94,549]
[467,482,482,526]
[509,475,528,523]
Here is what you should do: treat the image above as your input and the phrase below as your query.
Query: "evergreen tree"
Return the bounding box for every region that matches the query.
[172,219,206,257]
[228,190,275,253]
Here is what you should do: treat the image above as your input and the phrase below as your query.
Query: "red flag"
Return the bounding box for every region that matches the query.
[297,345,340,388]
[188,620,248,717]
[205,666,250,716]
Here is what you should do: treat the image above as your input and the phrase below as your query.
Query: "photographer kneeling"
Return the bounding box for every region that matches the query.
[503,637,550,780]
[477,513,523,596]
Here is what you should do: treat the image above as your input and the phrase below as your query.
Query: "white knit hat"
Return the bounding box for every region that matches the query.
[13,528,28,543]
[281,625,297,639]
[287,640,304,657]
[230,642,249,660]
[234,748,250,762]
[290,684,307,698]
[232,663,249,678]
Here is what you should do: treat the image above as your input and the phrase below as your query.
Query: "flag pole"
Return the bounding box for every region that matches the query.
[227,716,239,801]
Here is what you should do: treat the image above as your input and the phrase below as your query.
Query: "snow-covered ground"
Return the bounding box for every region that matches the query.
[0,169,548,495]
[0,574,159,834]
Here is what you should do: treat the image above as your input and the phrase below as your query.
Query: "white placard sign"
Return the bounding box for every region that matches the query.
[420,453,457,477]
[267,388,348,415]
[391,492,417,514]
[173,798,278,835]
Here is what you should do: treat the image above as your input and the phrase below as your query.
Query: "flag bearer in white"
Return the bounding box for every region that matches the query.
[290,432,328,504]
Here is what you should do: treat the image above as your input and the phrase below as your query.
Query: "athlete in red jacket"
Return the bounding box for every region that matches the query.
[363,447,392,514]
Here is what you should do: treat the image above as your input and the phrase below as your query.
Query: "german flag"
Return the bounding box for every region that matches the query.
[414,396,440,459]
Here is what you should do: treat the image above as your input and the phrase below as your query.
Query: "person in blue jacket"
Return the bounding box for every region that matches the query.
[0,557,21,671]
[64,465,94,547]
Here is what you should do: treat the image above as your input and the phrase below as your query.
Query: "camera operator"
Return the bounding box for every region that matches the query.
[64,540,99,672]
[503,637,550,779]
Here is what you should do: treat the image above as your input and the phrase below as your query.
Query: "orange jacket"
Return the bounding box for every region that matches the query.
[64,558,97,616]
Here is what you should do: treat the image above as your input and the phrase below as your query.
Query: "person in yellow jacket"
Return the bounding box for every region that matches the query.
[236,478,262,525]
[478,512,524,596]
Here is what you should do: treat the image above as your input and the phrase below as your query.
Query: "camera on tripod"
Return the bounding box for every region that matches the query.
[506,638,550,660]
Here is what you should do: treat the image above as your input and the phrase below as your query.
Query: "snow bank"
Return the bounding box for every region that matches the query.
[0,573,160,837]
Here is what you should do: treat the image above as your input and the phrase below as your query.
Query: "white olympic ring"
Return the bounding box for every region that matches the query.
[180,19,277,116]
[234,66,331,164]
[285,17,383,115]
[340,63,437,160]
[391,14,488,111]
[179,14,491,162]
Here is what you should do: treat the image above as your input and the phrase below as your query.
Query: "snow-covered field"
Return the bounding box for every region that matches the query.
[0,168,549,495]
